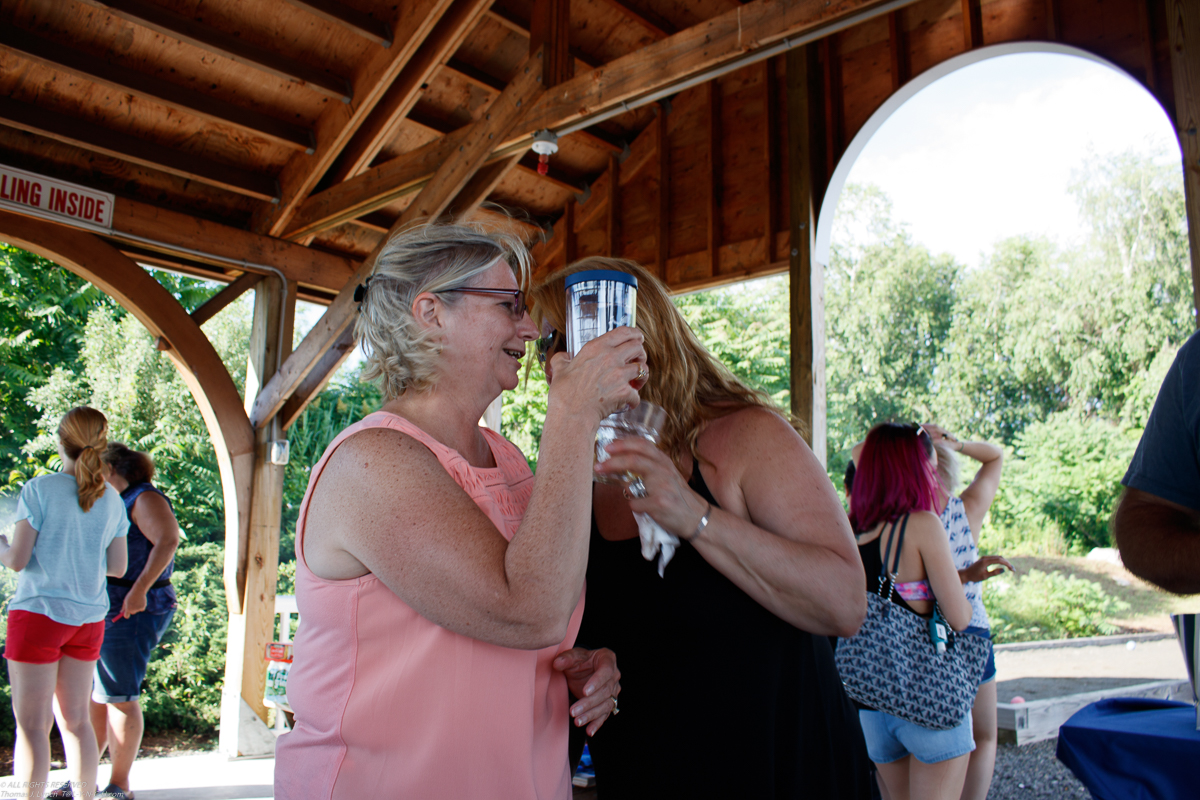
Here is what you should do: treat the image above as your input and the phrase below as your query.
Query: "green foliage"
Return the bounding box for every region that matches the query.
[503,354,550,471]
[141,543,228,734]
[983,568,1131,643]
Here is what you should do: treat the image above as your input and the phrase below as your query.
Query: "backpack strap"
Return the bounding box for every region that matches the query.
[879,514,910,603]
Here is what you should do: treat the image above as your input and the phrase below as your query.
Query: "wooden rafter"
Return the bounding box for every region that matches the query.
[961,0,984,50]
[485,7,598,69]
[530,0,573,88]
[278,326,358,430]
[285,0,903,244]
[252,0,460,237]
[191,271,264,327]
[0,27,315,154]
[445,58,508,92]
[324,0,496,186]
[450,153,526,220]
[0,97,279,202]
[281,0,394,47]
[103,197,356,293]
[593,0,677,39]
[77,0,352,102]
[249,48,547,429]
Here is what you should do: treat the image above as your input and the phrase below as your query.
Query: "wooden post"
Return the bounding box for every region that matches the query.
[530,0,572,88]
[707,80,722,278]
[220,273,295,757]
[786,46,827,464]
[655,105,670,281]
[1166,0,1200,324]
[764,59,779,264]
[607,152,621,256]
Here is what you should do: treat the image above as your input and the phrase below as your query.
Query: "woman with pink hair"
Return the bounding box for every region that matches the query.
[849,422,975,800]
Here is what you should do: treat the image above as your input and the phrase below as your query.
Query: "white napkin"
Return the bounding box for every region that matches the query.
[634,509,678,577]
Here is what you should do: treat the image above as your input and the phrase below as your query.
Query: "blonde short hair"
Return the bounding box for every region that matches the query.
[934,440,962,496]
[355,222,532,400]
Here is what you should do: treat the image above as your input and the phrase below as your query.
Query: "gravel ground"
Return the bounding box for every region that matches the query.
[988,739,1090,799]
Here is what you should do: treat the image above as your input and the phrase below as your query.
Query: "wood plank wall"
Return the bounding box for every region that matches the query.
[530,0,1179,293]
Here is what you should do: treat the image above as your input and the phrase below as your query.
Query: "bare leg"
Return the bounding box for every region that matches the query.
[52,657,100,800]
[910,753,970,800]
[8,659,59,800]
[875,757,910,800]
[90,701,109,758]
[961,680,998,800]
[102,700,143,792]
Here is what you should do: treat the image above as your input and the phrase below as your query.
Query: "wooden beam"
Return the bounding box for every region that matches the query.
[0,27,315,153]
[449,153,526,220]
[290,0,904,243]
[325,0,495,185]
[279,326,358,430]
[607,152,621,256]
[249,49,547,429]
[1138,0,1158,93]
[593,0,676,39]
[485,7,598,70]
[888,10,909,92]
[105,196,357,293]
[1166,0,1200,323]
[515,0,901,137]
[191,271,264,327]
[764,59,779,265]
[1044,0,1061,41]
[961,0,983,50]
[79,0,352,102]
[281,0,394,47]
[821,37,842,184]
[252,0,459,237]
[655,106,669,281]
[575,127,627,154]
[530,0,573,88]
[565,199,577,264]
[786,46,825,459]
[707,80,721,278]
[515,155,587,193]
[445,58,508,91]
[0,97,280,202]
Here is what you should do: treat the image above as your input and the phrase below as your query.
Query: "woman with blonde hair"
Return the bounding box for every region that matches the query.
[274,224,645,799]
[3,407,129,800]
[530,257,871,798]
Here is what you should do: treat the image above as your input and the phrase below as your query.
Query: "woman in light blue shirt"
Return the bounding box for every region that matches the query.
[2,407,128,800]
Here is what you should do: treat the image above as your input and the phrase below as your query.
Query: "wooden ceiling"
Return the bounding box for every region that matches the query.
[0,0,1191,304]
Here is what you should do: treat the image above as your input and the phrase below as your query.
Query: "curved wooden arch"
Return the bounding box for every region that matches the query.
[0,209,254,614]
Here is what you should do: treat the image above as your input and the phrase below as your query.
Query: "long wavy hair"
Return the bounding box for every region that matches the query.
[529,257,804,460]
[58,406,109,512]
[849,422,938,533]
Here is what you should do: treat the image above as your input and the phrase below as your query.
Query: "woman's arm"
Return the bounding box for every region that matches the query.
[305,327,646,651]
[907,513,973,630]
[598,408,867,637]
[106,535,128,578]
[923,424,1003,541]
[0,520,39,572]
[121,492,182,616]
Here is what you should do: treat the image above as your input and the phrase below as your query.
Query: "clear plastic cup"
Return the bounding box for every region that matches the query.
[594,402,667,487]
[565,270,638,356]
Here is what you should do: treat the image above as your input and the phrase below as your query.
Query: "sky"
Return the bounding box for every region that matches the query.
[838,51,1179,270]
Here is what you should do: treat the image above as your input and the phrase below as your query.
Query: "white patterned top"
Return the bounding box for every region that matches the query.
[940,495,989,629]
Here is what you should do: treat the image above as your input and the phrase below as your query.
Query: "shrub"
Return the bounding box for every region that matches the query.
[983,568,1130,643]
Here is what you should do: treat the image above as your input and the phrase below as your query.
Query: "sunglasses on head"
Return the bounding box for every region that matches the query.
[536,329,563,364]
[436,287,527,320]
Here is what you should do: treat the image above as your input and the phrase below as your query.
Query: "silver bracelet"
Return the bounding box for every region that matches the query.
[682,502,712,543]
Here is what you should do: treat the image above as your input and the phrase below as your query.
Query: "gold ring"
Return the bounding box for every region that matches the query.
[636,366,648,382]
[611,696,620,715]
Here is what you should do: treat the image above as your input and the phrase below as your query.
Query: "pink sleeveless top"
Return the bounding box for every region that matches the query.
[275,412,584,800]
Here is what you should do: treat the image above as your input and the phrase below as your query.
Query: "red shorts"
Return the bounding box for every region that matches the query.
[4,610,104,664]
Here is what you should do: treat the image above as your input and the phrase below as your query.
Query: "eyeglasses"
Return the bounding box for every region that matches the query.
[437,288,527,320]
[536,329,563,364]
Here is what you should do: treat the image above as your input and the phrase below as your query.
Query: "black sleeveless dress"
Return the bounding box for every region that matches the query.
[576,467,874,799]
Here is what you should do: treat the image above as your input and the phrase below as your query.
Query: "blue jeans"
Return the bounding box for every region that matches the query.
[92,608,175,703]
[859,709,976,765]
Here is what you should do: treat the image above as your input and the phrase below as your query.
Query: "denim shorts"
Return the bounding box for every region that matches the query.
[963,625,996,684]
[858,709,976,765]
[92,608,175,703]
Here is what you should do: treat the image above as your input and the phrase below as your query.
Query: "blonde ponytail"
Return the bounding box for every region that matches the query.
[58,407,110,512]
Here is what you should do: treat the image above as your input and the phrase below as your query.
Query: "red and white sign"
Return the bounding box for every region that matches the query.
[0,164,114,229]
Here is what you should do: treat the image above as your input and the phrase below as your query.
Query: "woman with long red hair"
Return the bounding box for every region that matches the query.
[849,422,975,800]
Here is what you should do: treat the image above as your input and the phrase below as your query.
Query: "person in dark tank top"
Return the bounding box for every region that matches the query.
[530,257,873,799]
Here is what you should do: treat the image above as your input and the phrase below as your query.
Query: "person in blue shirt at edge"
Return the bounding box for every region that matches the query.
[2,407,129,800]
[1113,330,1200,595]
